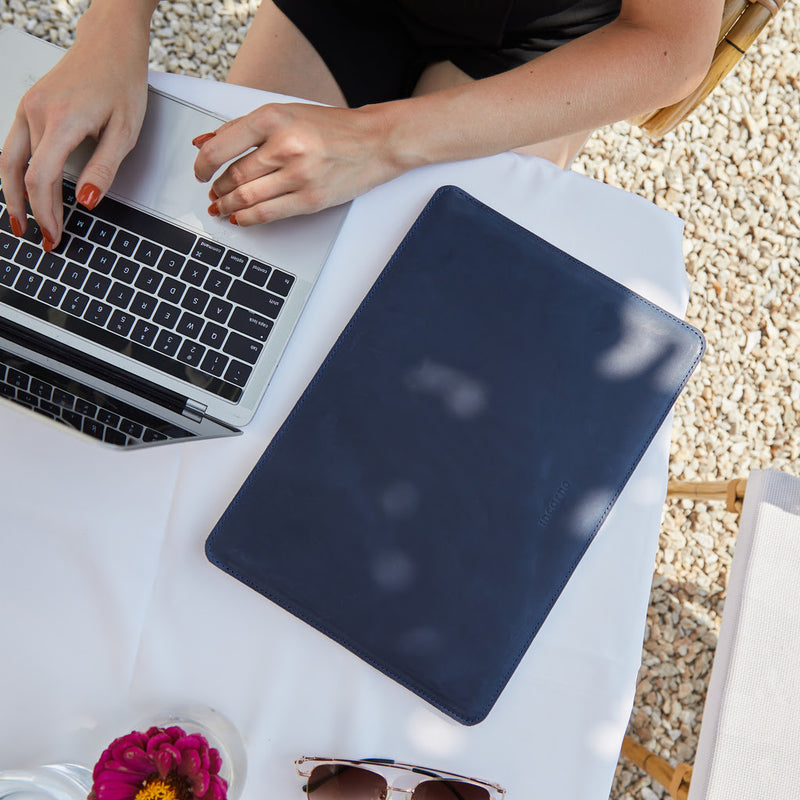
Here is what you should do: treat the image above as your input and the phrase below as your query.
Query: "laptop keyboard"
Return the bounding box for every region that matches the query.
[0,348,193,447]
[0,178,296,404]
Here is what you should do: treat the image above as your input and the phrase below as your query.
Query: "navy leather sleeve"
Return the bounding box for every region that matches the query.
[206,186,704,725]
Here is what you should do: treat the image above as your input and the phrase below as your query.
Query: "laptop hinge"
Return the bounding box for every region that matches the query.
[183,398,207,423]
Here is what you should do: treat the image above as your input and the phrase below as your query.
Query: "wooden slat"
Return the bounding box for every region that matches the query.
[620,735,693,800]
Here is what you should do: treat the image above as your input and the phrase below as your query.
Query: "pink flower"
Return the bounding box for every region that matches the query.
[89,726,227,800]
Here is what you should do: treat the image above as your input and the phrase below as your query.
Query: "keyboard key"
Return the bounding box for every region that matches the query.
[88,219,116,247]
[200,350,228,377]
[224,359,252,387]
[157,250,185,276]
[14,242,41,270]
[111,229,139,256]
[107,309,135,337]
[199,321,227,349]
[131,319,159,347]
[66,210,93,237]
[0,260,20,287]
[104,428,127,446]
[52,389,73,409]
[228,279,284,319]
[89,248,117,274]
[154,330,182,356]
[84,300,113,327]
[40,400,61,415]
[7,369,28,389]
[266,269,295,297]
[82,418,104,440]
[119,418,144,438]
[29,379,52,400]
[177,340,205,366]
[153,301,181,328]
[243,259,271,287]
[61,289,90,316]
[204,297,232,324]
[130,291,158,318]
[176,311,204,339]
[181,260,208,287]
[38,279,66,306]
[134,266,162,293]
[75,398,97,417]
[143,428,168,443]
[62,182,77,206]
[134,240,162,267]
[62,264,89,289]
[97,409,121,427]
[37,252,66,279]
[108,281,135,308]
[21,217,43,245]
[191,238,224,266]
[158,277,185,303]
[65,238,94,264]
[62,410,82,429]
[112,257,139,283]
[15,269,42,297]
[220,250,247,276]
[229,307,273,341]
[181,287,209,314]
[85,272,112,299]
[0,232,18,259]
[223,331,263,364]
[91,194,196,255]
[203,269,232,296]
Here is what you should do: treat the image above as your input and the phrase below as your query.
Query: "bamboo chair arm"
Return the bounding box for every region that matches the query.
[620,735,693,800]
[666,478,748,513]
[631,0,785,138]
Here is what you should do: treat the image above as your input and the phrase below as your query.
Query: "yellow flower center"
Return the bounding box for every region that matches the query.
[135,778,185,800]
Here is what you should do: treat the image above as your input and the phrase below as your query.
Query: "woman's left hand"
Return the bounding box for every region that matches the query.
[192,102,409,224]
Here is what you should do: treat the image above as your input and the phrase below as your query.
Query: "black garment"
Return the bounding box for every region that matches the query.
[273,0,622,107]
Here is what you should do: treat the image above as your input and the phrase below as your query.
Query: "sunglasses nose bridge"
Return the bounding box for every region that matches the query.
[386,789,415,800]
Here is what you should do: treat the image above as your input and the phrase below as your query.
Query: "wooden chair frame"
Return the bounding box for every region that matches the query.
[618,477,748,799]
[633,0,786,138]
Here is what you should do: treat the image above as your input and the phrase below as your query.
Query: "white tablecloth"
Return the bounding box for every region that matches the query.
[0,73,689,800]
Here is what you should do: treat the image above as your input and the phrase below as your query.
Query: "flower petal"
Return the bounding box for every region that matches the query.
[146,732,171,755]
[207,750,222,776]
[179,748,202,778]
[189,770,210,797]
[154,750,175,780]
[95,780,140,800]
[121,746,154,774]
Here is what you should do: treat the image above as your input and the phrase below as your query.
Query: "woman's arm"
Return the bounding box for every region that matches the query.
[195,0,724,224]
[0,0,159,248]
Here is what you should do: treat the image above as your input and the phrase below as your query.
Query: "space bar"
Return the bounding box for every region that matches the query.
[0,287,240,402]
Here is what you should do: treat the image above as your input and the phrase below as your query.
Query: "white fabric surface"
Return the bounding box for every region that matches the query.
[688,470,800,800]
[0,73,689,800]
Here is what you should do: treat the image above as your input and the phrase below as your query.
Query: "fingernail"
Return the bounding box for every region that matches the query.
[228,214,238,225]
[76,183,102,210]
[9,215,23,238]
[208,202,219,217]
[192,132,216,148]
[208,188,218,201]
[41,227,55,253]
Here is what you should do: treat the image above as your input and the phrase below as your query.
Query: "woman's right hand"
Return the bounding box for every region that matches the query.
[0,1,156,250]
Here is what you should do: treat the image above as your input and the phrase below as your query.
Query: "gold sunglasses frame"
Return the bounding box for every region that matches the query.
[295,757,506,800]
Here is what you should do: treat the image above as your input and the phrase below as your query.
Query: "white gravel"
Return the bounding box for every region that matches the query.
[2,2,798,797]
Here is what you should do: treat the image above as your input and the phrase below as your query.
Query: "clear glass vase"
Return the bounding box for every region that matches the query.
[0,763,92,800]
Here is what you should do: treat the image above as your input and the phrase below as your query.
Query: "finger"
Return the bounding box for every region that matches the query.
[75,115,143,212]
[193,106,282,183]
[225,185,330,227]
[209,147,282,203]
[0,116,34,237]
[211,165,298,219]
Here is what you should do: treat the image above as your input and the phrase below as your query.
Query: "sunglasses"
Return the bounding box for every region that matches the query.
[295,757,506,800]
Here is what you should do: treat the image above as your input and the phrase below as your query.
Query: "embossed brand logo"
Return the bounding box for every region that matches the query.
[538,481,571,528]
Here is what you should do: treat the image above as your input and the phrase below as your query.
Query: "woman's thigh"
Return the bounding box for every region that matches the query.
[226,0,348,107]
[413,60,591,168]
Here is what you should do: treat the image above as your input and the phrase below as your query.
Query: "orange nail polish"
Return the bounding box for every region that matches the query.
[76,183,102,210]
[228,214,238,225]
[208,202,219,217]
[9,215,23,238]
[41,228,55,253]
[192,132,216,148]
[208,188,219,202]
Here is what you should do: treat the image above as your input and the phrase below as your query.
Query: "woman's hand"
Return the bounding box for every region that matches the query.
[193,102,414,225]
[0,2,155,249]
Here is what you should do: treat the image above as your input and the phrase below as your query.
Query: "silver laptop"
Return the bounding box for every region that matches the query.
[0,28,349,448]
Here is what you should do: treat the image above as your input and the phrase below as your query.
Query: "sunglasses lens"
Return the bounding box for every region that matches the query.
[413,779,491,800]
[307,765,388,800]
